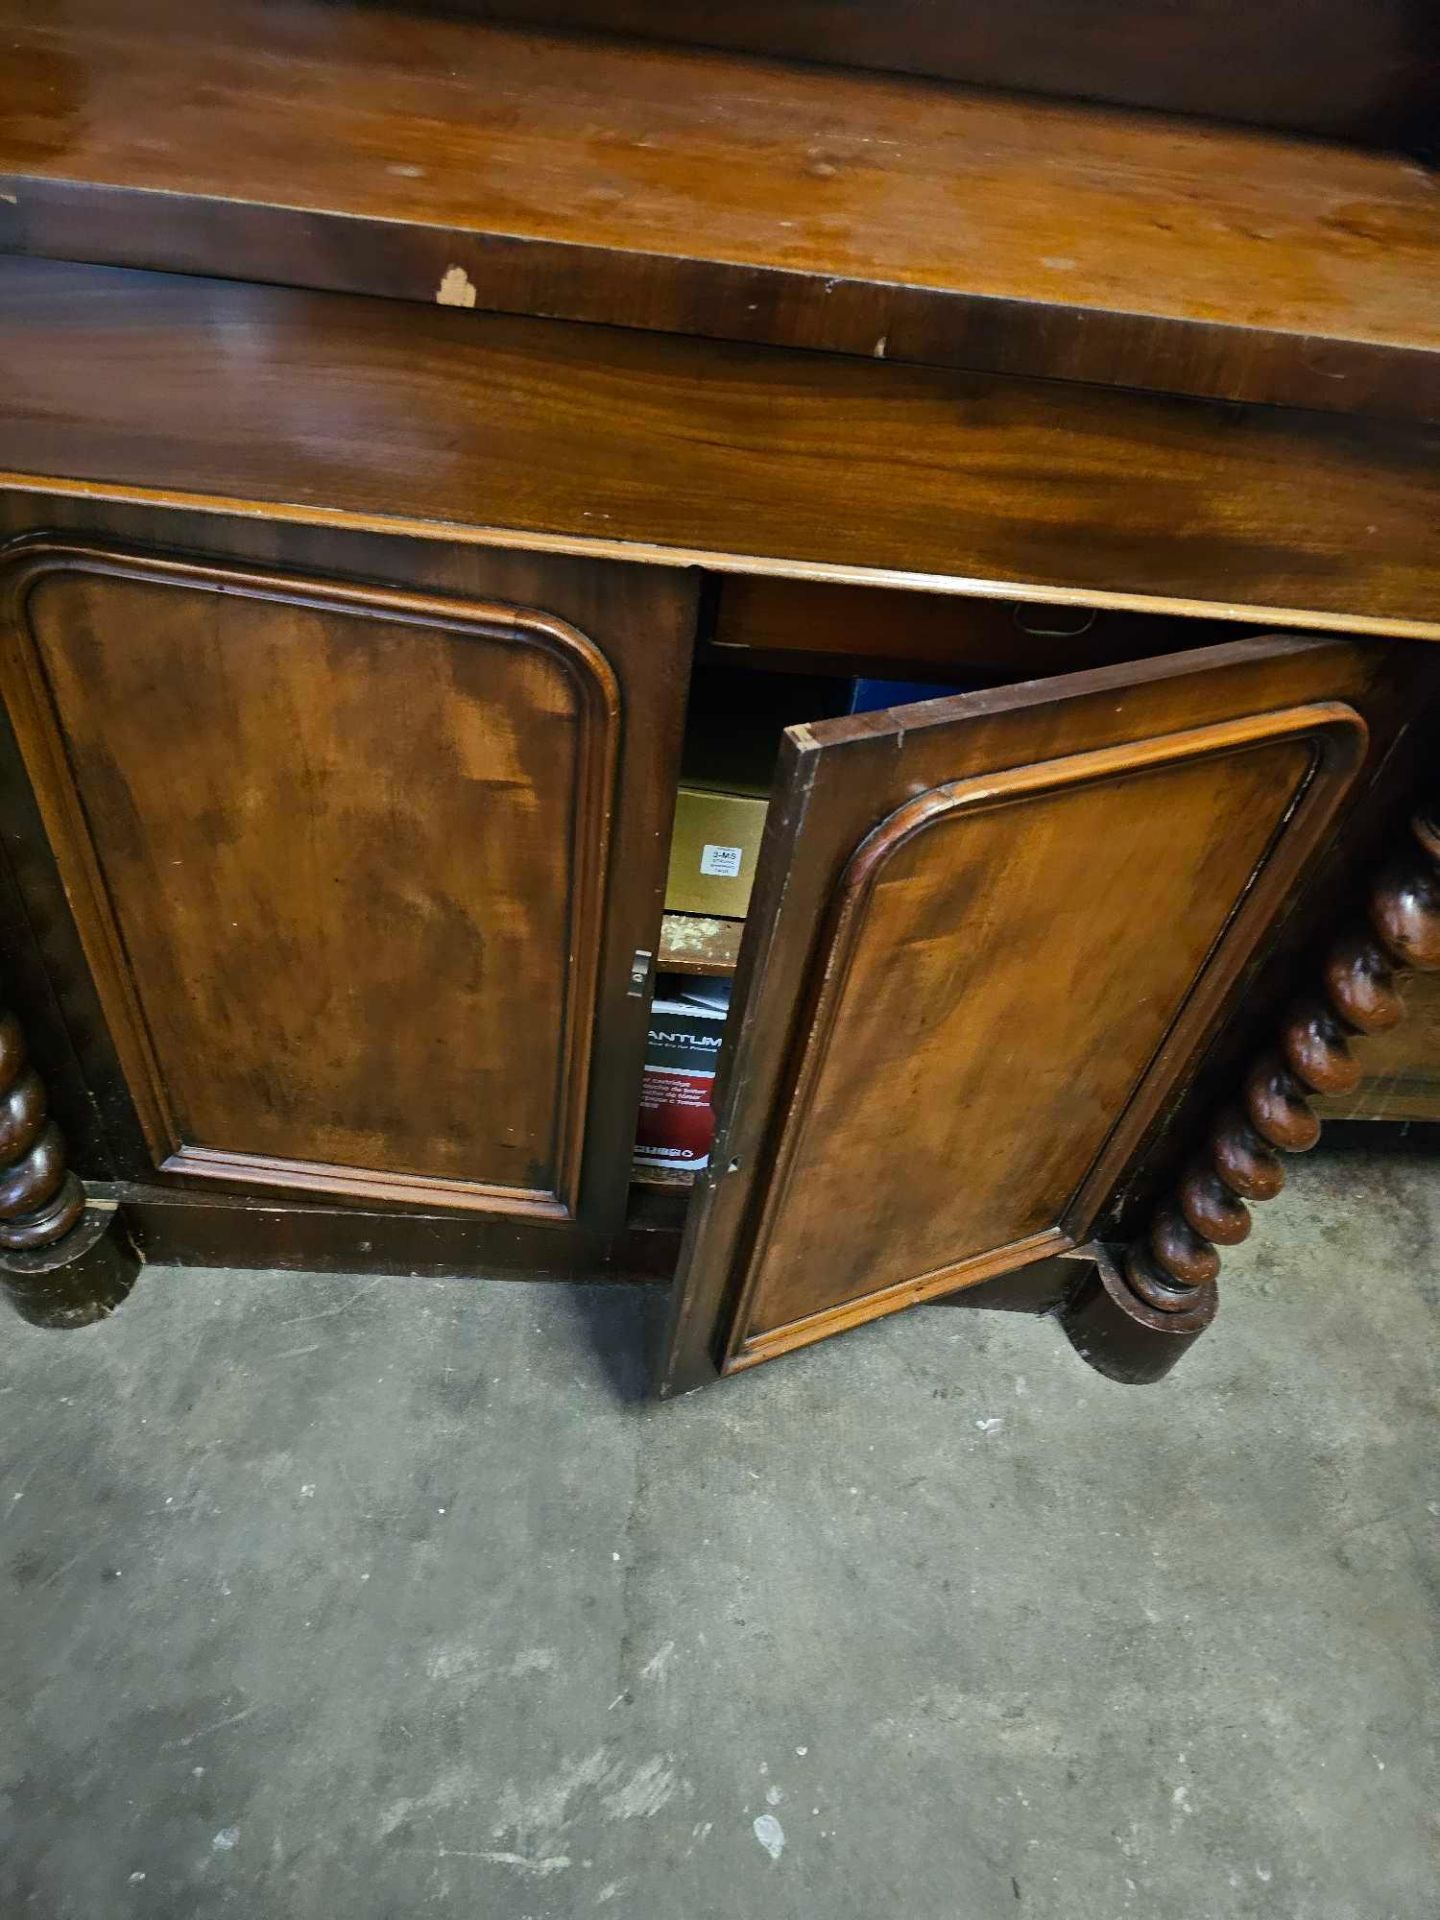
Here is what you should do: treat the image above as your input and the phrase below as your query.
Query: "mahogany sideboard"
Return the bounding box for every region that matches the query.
[0,0,1437,1393]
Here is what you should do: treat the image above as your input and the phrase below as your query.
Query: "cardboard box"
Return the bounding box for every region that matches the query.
[633,992,729,1172]
[664,676,965,918]
[665,783,769,919]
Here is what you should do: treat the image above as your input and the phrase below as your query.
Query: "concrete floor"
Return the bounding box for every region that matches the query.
[1,1146,1436,1919]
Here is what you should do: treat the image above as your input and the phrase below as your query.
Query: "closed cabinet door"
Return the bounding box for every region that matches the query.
[0,538,692,1241]
[661,633,1406,1393]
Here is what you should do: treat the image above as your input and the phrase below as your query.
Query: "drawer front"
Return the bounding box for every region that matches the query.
[710,576,1234,682]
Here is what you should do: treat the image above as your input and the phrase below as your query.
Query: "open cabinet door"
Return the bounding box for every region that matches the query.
[659,635,1384,1395]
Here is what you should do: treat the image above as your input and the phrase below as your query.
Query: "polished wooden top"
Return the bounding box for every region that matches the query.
[2,0,1437,420]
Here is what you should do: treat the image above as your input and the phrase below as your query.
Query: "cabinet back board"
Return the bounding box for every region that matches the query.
[465,2,1439,147]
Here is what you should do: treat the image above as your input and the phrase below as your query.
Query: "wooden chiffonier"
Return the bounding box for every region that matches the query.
[0,1,1436,1392]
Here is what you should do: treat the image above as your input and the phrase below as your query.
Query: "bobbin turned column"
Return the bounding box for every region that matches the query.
[1062,800,1440,1383]
[0,1001,138,1328]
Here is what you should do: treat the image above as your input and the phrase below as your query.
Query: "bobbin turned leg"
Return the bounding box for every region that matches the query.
[0,1003,139,1328]
[1061,800,1440,1383]
[1058,1244,1216,1385]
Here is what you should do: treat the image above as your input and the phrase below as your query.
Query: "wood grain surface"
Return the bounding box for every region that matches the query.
[661,637,1388,1390]
[0,531,696,1237]
[2,2,1437,416]
[4,257,1440,639]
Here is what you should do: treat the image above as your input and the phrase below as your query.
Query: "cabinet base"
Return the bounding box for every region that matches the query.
[0,1205,141,1330]
[1057,1243,1217,1384]
[84,1182,680,1287]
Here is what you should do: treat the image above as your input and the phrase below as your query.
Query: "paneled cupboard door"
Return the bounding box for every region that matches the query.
[0,538,691,1235]
[661,636,1381,1393]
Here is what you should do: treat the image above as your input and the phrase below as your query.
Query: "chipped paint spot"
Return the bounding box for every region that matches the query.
[211,1828,240,1852]
[753,1812,785,1860]
[437,266,478,309]
[873,334,888,359]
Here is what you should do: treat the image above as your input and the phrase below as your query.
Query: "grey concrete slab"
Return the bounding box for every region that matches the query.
[1,1144,1436,1919]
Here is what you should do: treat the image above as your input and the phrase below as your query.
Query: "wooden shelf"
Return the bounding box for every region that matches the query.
[658,912,743,978]
[630,1163,698,1192]
[2,2,1437,420]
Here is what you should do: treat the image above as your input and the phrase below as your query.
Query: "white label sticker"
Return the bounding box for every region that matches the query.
[699,843,743,878]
